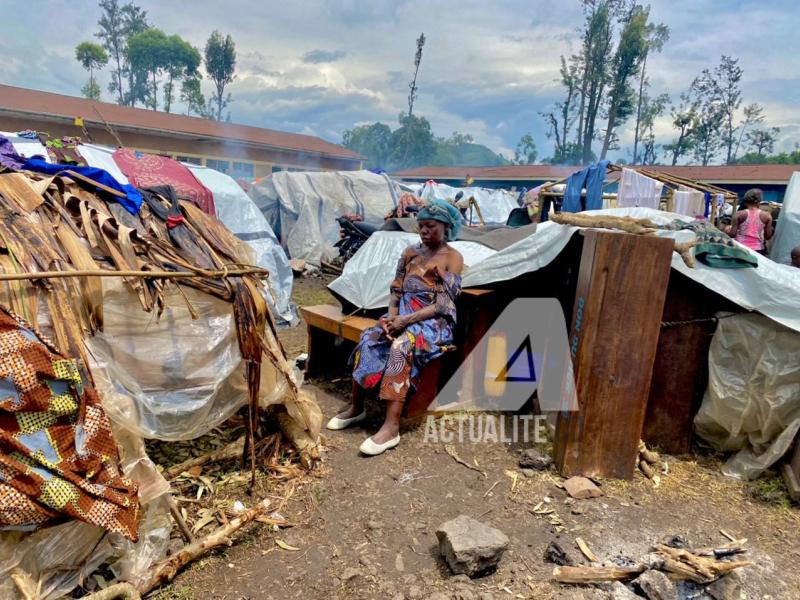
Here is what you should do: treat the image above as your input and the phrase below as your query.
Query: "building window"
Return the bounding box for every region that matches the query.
[272,166,283,173]
[176,155,202,165]
[231,161,255,179]
[206,159,230,173]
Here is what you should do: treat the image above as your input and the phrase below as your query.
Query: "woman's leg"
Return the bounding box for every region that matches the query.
[335,380,367,419]
[371,400,403,444]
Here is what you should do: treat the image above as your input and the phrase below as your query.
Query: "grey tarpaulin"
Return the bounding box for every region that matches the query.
[695,313,800,480]
[769,170,800,265]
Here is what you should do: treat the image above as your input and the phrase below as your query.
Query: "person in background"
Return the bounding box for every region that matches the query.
[729,188,773,254]
[326,200,464,456]
[791,247,800,268]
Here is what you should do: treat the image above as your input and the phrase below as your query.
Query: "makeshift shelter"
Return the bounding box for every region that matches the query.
[770,171,800,265]
[248,169,401,265]
[406,180,520,225]
[0,162,320,598]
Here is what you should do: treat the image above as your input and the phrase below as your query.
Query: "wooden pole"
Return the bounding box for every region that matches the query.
[0,267,269,282]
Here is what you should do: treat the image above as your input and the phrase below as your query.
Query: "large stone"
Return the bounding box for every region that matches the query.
[633,570,677,600]
[564,476,604,499]
[436,515,509,577]
[707,571,745,600]
[607,582,642,599]
[519,448,553,470]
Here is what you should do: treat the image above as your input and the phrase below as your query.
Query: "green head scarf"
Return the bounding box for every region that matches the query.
[417,199,463,241]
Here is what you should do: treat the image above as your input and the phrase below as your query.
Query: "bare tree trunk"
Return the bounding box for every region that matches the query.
[632,53,648,164]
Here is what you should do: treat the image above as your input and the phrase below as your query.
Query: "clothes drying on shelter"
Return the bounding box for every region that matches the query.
[617,168,663,209]
[562,161,609,213]
[673,186,706,218]
[38,133,87,166]
[113,148,215,215]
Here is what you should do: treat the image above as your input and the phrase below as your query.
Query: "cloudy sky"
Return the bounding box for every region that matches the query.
[1,0,798,162]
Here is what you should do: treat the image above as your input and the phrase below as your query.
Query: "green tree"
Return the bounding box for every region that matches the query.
[745,127,780,158]
[180,74,208,117]
[541,56,580,160]
[127,28,171,110]
[163,35,201,112]
[599,4,650,160]
[636,92,669,164]
[75,41,109,100]
[342,123,393,169]
[545,142,590,165]
[95,0,127,103]
[513,134,538,165]
[121,3,150,107]
[390,113,436,170]
[731,103,764,162]
[632,19,669,164]
[690,70,726,166]
[714,55,743,164]
[663,92,697,165]
[204,31,237,121]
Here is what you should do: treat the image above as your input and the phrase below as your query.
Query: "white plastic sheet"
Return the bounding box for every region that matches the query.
[417,181,519,225]
[328,232,496,309]
[694,313,800,480]
[187,165,295,324]
[769,171,800,265]
[3,130,47,160]
[78,143,132,184]
[330,207,800,334]
[88,280,287,441]
[248,170,400,265]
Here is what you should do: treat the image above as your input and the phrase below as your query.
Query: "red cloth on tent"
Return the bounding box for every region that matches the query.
[112,148,215,215]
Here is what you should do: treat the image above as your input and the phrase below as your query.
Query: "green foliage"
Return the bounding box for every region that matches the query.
[126,28,171,109]
[389,113,437,170]
[163,36,202,112]
[204,31,237,120]
[119,3,151,107]
[513,134,538,165]
[180,75,209,117]
[342,123,393,169]
[735,147,800,165]
[96,0,128,103]
[81,80,102,101]
[75,41,108,99]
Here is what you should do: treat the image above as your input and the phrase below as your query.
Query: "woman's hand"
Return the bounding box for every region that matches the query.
[384,314,410,337]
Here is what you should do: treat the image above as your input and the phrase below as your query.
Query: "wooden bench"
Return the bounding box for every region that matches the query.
[299,304,454,420]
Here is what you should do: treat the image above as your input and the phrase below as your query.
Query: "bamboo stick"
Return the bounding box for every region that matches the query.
[552,564,645,583]
[0,267,269,282]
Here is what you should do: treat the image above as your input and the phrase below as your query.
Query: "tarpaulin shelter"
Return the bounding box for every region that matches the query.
[0,161,320,597]
[769,171,800,265]
[406,180,520,225]
[248,169,401,266]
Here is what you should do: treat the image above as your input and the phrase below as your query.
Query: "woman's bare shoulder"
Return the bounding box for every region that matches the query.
[446,246,464,271]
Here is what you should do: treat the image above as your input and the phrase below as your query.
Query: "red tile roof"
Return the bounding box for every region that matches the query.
[0,84,362,161]
[394,164,798,184]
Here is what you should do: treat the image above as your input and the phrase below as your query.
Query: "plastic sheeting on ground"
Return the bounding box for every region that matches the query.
[187,165,295,324]
[248,170,400,265]
[770,171,800,265]
[87,280,288,441]
[411,181,520,225]
[2,131,47,161]
[330,207,800,334]
[694,313,800,480]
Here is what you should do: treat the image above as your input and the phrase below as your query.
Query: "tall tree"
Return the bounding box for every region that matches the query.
[745,127,780,158]
[513,134,538,165]
[541,56,580,159]
[126,28,171,110]
[204,31,237,121]
[663,92,698,165]
[600,4,650,160]
[180,75,208,117]
[713,55,744,164]
[632,19,669,164]
[407,33,426,117]
[636,92,669,164]
[342,123,393,169]
[163,36,201,112]
[690,70,726,166]
[390,113,436,170]
[95,0,127,104]
[121,3,150,106]
[75,41,109,100]
[732,102,764,162]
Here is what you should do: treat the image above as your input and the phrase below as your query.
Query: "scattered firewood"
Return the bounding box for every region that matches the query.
[552,564,645,583]
[549,213,659,235]
[654,544,753,584]
[575,537,600,563]
[134,498,271,595]
[81,582,141,600]
[163,436,245,479]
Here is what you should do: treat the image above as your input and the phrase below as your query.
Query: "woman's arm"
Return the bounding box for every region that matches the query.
[387,248,412,319]
[763,211,774,240]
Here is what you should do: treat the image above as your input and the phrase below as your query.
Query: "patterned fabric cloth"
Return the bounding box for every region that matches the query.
[37,133,87,166]
[0,308,140,540]
[351,244,461,402]
[113,148,216,215]
[665,219,758,269]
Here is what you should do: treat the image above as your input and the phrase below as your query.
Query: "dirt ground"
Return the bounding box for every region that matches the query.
[153,275,800,600]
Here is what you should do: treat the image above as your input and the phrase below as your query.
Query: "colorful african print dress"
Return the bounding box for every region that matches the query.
[351,244,462,402]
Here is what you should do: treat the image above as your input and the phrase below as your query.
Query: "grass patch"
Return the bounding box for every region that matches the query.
[748,474,791,508]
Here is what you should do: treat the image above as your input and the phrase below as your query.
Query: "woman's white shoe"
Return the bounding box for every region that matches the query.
[359,434,401,456]
[326,410,367,431]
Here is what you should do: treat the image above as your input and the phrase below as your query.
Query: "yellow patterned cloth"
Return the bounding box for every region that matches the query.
[0,308,139,540]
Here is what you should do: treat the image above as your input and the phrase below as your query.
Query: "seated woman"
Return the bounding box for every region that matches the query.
[326,200,464,456]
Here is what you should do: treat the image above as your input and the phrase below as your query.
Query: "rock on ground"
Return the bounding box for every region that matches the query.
[436,515,509,577]
[706,571,745,600]
[518,448,553,470]
[564,476,604,499]
[607,581,643,599]
[633,569,677,600]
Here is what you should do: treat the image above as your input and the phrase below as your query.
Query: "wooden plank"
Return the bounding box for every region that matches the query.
[554,230,673,479]
[299,304,376,342]
[643,271,741,454]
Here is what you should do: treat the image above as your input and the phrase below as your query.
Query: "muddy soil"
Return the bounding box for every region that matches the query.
[156,275,800,600]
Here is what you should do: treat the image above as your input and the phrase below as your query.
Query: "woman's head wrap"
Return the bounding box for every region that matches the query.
[417,199,462,241]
